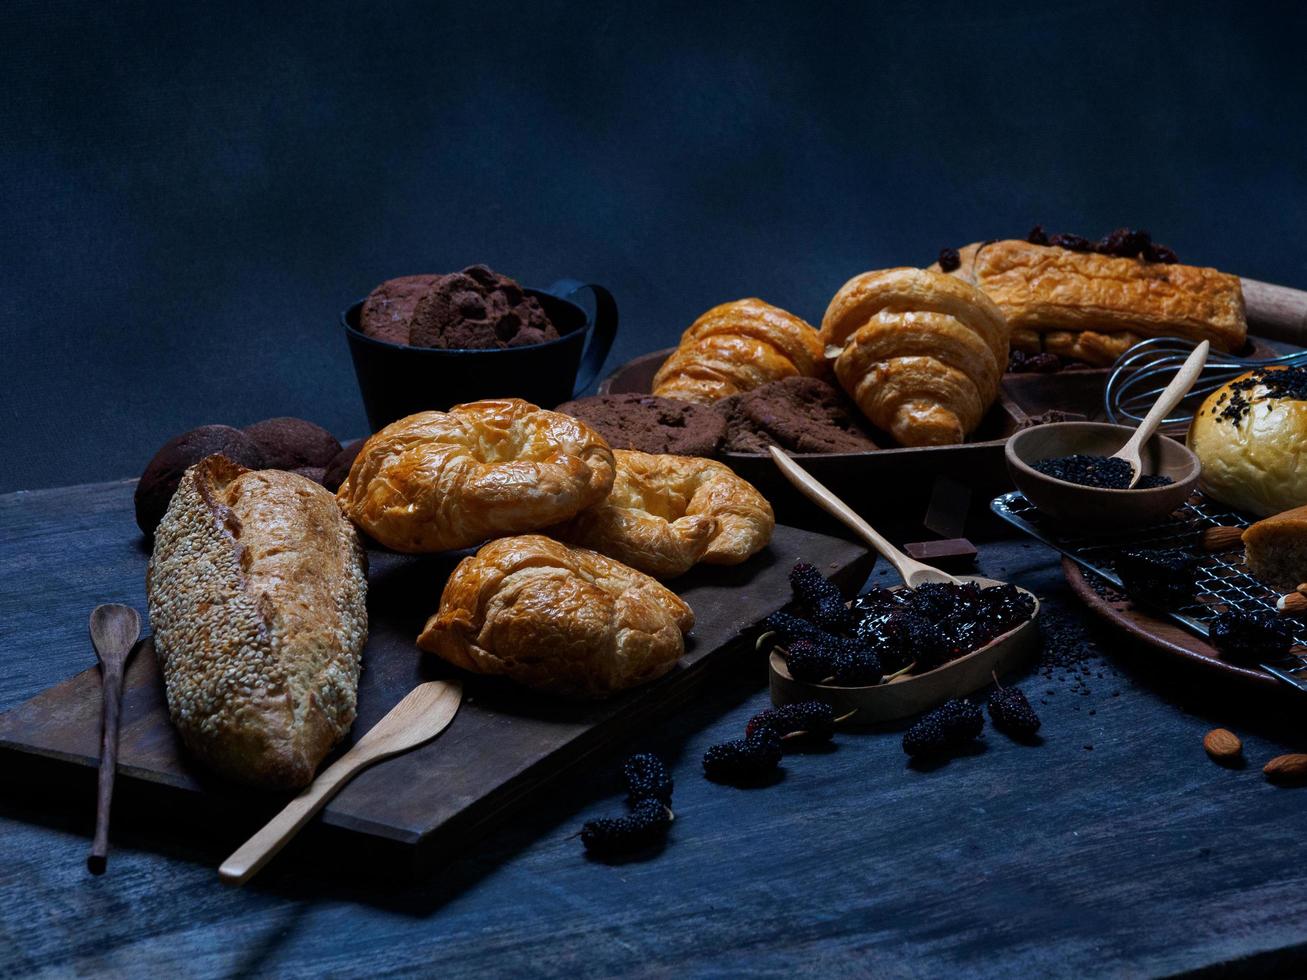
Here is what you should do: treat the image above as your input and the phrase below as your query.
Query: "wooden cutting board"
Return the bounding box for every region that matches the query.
[0,479,872,866]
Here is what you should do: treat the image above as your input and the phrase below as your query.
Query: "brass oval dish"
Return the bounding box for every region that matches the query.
[766,576,1041,723]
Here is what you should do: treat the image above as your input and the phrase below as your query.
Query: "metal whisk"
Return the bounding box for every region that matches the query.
[1104,337,1307,427]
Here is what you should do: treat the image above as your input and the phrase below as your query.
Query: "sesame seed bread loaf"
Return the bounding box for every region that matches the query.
[146,455,368,789]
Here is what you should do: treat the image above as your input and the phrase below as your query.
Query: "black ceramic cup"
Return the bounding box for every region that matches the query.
[343,279,618,432]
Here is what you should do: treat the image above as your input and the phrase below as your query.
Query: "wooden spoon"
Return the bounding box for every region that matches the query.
[219,679,462,886]
[87,603,142,875]
[768,446,959,587]
[1114,340,1209,487]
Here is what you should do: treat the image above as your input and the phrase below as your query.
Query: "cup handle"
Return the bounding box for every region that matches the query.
[548,279,619,397]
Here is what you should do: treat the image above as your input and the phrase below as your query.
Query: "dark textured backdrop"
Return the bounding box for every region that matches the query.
[3,0,1305,493]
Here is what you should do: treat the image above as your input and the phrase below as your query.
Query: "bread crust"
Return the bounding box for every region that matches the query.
[552,449,775,578]
[820,268,1008,446]
[146,456,368,789]
[336,399,616,553]
[652,298,824,403]
[1243,505,1307,593]
[417,535,694,699]
[936,239,1246,353]
[1188,369,1307,517]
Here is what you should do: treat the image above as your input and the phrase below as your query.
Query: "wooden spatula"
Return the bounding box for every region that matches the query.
[219,679,462,885]
[1112,340,1209,487]
[768,446,960,587]
[87,603,142,875]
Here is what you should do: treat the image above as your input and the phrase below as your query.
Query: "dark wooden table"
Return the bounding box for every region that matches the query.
[5,480,1307,978]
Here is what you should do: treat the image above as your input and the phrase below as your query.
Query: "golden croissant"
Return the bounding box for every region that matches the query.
[417,535,694,699]
[652,298,824,403]
[552,449,775,578]
[820,268,1009,447]
[336,398,615,553]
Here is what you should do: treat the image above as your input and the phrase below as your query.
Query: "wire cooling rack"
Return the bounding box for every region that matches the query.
[991,491,1307,693]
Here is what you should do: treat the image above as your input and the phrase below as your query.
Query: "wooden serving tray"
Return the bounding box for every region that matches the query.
[0,479,873,866]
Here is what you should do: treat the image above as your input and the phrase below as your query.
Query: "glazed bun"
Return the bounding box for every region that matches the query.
[1188,367,1307,517]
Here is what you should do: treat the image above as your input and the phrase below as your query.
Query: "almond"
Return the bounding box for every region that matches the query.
[1203,728,1242,761]
[1263,753,1307,782]
[1200,526,1244,551]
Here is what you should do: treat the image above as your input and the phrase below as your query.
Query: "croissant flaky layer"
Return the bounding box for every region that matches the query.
[820,268,1009,447]
[417,535,694,699]
[935,239,1246,355]
[551,449,775,578]
[652,298,824,403]
[336,399,615,553]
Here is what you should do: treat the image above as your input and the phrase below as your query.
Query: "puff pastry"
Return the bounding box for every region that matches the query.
[820,268,1009,446]
[417,535,694,699]
[336,399,615,553]
[552,449,775,578]
[935,239,1246,353]
[652,298,825,403]
[147,456,368,789]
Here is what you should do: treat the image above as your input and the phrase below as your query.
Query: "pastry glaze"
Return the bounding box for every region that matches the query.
[820,268,1008,446]
[652,298,825,403]
[147,456,368,789]
[418,535,694,699]
[936,239,1246,356]
[552,449,774,578]
[336,399,615,553]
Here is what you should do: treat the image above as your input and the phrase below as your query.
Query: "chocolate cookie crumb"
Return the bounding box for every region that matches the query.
[554,394,726,457]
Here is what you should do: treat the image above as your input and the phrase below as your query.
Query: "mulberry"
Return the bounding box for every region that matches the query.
[703,729,783,784]
[987,681,1041,739]
[902,698,984,757]
[622,752,673,805]
[789,561,854,631]
[746,700,838,742]
[580,798,673,857]
[1209,609,1294,663]
[1115,548,1197,608]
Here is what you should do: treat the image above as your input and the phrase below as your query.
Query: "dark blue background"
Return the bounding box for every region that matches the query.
[3,0,1304,493]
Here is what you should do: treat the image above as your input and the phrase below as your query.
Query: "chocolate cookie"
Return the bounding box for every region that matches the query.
[323,437,365,492]
[135,426,268,536]
[243,417,342,469]
[716,377,878,454]
[409,265,559,350]
[359,274,441,345]
[554,394,727,457]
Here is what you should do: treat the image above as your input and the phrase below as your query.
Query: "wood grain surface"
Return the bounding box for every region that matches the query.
[6,481,1307,978]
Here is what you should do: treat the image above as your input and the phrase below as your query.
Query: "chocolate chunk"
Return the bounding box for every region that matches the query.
[243,417,342,469]
[554,394,726,457]
[135,426,267,536]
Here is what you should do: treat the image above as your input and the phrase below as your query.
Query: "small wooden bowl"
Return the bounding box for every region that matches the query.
[766,577,1040,723]
[1005,422,1201,530]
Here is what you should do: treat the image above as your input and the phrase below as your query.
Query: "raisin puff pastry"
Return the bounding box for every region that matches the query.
[820,268,1009,447]
[418,535,694,699]
[147,455,368,789]
[652,298,825,403]
[552,449,775,578]
[934,239,1246,363]
[336,398,615,553]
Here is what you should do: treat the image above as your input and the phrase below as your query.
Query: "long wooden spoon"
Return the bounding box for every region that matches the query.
[1114,339,1209,487]
[769,446,960,587]
[219,679,462,885]
[87,603,142,875]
